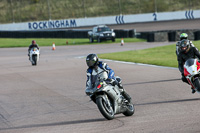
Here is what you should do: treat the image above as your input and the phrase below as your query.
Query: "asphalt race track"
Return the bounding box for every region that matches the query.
[1,41,200,133]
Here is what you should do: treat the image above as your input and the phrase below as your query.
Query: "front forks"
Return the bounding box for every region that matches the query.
[187,75,200,90]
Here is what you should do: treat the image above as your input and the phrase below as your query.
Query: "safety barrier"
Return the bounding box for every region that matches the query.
[0,29,136,38]
[138,30,199,42]
[0,29,199,42]
[0,30,89,38]
[194,31,200,40]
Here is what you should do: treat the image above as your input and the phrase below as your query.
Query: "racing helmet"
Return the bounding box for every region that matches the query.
[86,54,99,68]
[180,33,188,40]
[180,39,190,53]
[32,40,36,44]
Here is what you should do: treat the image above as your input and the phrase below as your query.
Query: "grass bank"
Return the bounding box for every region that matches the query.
[98,41,200,68]
[0,38,146,48]
[1,0,199,23]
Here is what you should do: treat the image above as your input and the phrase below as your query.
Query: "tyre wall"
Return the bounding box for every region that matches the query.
[140,29,200,42]
[0,29,136,39]
[0,29,199,42]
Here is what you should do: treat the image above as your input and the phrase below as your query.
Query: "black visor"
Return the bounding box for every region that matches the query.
[86,60,96,67]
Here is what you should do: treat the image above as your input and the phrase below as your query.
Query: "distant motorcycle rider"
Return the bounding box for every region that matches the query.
[176,33,194,56]
[85,54,131,102]
[28,40,40,58]
[177,39,200,93]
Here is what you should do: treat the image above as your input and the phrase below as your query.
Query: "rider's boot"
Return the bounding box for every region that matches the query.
[121,91,132,103]
[191,87,196,94]
[28,53,30,60]
[118,82,132,103]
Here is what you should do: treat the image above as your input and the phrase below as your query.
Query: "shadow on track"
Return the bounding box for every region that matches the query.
[124,78,180,86]
[135,98,200,106]
[0,118,105,131]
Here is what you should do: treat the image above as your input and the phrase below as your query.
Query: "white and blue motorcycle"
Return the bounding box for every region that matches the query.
[29,47,40,66]
[86,71,134,120]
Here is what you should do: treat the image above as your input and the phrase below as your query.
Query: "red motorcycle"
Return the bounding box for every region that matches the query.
[184,58,200,92]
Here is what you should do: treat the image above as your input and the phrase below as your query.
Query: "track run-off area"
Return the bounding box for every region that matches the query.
[1,40,200,133]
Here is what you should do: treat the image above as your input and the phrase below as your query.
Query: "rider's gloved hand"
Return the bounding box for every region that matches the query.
[105,78,118,86]
[112,80,118,86]
[85,88,93,96]
[105,78,112,83]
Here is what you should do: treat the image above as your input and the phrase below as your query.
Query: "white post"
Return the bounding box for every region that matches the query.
[47,0,51,20]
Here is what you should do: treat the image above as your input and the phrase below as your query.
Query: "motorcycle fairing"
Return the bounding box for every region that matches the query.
[184,59,200,76]
[184,58,200,89]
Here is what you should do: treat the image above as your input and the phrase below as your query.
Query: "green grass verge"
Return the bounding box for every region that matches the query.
[98,41,200,68]
[0,38,146,48]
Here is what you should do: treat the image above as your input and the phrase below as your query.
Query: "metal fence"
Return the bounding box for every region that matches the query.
[1,0,200,24]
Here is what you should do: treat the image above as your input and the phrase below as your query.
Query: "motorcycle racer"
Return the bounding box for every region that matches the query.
[85,54,131,102]
[28,40,40,58]
[176,33,194,56]
[177,39,200,93]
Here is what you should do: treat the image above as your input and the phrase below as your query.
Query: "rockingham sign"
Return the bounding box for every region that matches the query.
[28,19,77,30]
[0,9,200,31]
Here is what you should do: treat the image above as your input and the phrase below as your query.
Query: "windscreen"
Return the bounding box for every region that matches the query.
[91,75,98,86]
[185,58,195,67]
[91,71,108,88]
[98,27,111,32]
[32,47,38,51]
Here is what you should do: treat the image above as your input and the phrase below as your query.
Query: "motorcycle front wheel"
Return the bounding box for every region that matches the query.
[96,96,114,120]
[32,55,37,66]
[194,78,200,91]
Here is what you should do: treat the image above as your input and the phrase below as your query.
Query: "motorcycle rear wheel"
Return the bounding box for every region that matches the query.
[96,97,114,120]
[123,102,135,116]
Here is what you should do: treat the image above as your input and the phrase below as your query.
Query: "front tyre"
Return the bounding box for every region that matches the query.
[89,37,94,43]
[194,78,200,91]
[96,96,114,120]
[97,37,101,43]
[123,102,135,116]
[32,55,37,66]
